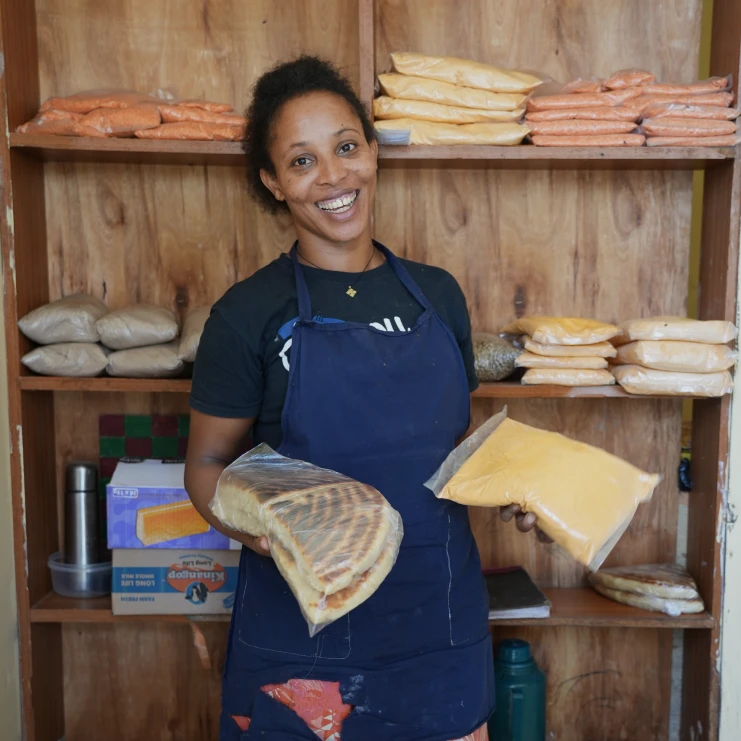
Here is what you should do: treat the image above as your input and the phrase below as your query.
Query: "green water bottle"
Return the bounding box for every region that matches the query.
[489,639,546,741]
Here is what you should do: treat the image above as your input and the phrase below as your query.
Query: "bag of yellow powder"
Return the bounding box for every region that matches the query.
[501,316,621,345]
[516,352,608,370]
[424,408,660,570]
[378,73,528,111]
[373,96,524,124]
[374,119,529,146]
[613,341,737,373]
[521,368,615,386]
[390,52,543,94]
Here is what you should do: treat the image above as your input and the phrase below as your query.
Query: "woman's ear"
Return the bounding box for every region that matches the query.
[260,168,286,203]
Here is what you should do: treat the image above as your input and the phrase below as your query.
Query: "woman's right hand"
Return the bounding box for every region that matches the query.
[242,534,272,558]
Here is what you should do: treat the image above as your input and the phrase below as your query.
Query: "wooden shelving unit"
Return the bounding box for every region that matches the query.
[29,589,714,629]
[1,0,738,739]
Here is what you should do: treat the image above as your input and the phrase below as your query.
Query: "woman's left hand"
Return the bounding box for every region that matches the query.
[499,504,554,543]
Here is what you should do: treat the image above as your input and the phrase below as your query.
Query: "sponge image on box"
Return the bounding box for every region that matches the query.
[107,458,231,549]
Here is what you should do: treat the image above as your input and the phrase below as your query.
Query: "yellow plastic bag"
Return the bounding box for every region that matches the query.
[378,73,527,111]
[516,352,608,370]
[612,365,733,397]
[613,341,737,373]
[522,368,615,386]
[390,52,543,94]
[501,316,621,345]
[373,96,524,124]
[374,119,529,146]
[424,409,660,569]
[617,316,738,344]
[523,337,617,358]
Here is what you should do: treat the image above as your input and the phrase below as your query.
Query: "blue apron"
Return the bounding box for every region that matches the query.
[220,243,494,740]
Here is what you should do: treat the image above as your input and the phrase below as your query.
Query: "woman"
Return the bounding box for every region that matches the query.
[185,55,539,741]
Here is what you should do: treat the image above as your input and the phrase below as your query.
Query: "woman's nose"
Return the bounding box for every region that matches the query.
[317,155,346,186]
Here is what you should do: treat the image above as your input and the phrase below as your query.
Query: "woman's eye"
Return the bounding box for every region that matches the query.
[293,156,311,167]
[339,142,357,154]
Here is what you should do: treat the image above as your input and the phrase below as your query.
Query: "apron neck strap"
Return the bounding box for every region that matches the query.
[290,241,435,321]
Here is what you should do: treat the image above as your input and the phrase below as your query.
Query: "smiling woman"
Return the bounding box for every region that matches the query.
[183,56,535,741]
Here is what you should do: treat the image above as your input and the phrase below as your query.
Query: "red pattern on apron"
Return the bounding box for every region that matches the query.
[231,679,489,740]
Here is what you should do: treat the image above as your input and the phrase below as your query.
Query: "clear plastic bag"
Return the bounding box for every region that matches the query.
[516,352,608,370]
[590,583,704,615]
[18,294,108,344]
[81,105,161,136]
[523,336,617,358]
[526,107,641,122]
[95,305,179,350]
[638,76,731,96]
[16,116,106,137]
[603,69,656,90]
[641,117,737,137]
[210,444,403,635]
[389,51,543,93]
[39,89,158,114]
[645,134,740,147]
[589,563,700,600]
[559,77,605,94]
[527,88,640,112]
[522,368,615,386]
[528,119,637,136]
[178,99,234,113]
[135,122,245,141]
[632,92,735,112]
[178,307,210,362]
[617,316,738,344]
[159,104,247,125]
[22,342,109,377]
[501,316,621,345]
[377,73,527,111]
[106,342,183,378]
[472,333,520,381]
[424,408,660,570]
[532,133,645,147]
[613,340,737,373]
[373,119,529,146]
[611,365,733,397]
[641,103,741,120]
[373,96,524,124]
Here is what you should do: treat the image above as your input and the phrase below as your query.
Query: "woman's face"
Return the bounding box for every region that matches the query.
[261,91,378,246]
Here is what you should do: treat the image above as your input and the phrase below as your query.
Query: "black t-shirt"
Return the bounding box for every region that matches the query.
[190,247,478,450]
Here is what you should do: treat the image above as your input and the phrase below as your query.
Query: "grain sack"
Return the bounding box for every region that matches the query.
[604,69,655,90]
[527,88,641,112]
[526,107,641,122]
[472,333,520,381]
[642,103,741,121]
[516,352,608,370]
[617,316,738,344]
[646,135,739,147]
[527,119,638,136]
[373,119,529,146]
[178,307,210,362]
[16,117,106,137]
[81,105,161,136]
[522,368,615,386]
[613,341,737,373]
[106,342,183,378]
[425,409,660,569]
[638,76,731,96]
[377,73,527,111]
[523,337,617,358]
[95,305,179,350]
[532,134,646,147]
[40,90,158,114]
[22,343,108,377]
[501,316,621,345]
[373,96,524,124]
[211,443,403,634]
[159,105,247,125]
[589,563,700,600]
[390,52,543,93]
[611,366,733,397]
[19,294,108,344]
[641,117,737,137]
[632,92,735,112]
[135,122,245,141]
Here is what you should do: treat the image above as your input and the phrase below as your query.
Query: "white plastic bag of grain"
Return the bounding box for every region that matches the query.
[516,352,608,370]
[374,118,529,146]
[501,316,621,345]
[106,342,183,378]
[613,340,737,373]
[611,365,733,397]
[18,294,108,344]
[522,368,616,386]
[617,316,737,345]
[178,307,210,362]
[95,305,179,350]
[22,342,109,377]
[523,336,617,358]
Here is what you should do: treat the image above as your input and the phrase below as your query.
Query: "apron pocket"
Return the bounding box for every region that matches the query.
[236,550,351,660]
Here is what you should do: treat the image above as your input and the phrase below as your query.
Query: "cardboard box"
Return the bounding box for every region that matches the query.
[106,458,234,549]
[112,549,240,615]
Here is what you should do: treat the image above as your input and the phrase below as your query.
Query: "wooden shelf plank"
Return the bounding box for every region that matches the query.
[9,133,736,169]
[29,588,713,628]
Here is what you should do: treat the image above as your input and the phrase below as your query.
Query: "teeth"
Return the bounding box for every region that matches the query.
[318,191,357,212]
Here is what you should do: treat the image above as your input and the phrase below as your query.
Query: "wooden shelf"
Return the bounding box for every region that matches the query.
[29,588,713,628]
[9,133,736,169]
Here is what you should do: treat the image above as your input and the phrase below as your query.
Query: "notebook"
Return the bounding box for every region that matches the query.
[484,567,551,619]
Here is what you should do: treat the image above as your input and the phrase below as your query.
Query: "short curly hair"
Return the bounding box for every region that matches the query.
[244,55,375,213]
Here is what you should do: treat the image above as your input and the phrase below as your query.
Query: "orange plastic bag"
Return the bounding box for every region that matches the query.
[642,103,741,121]
[646,134,739,147]
[528,120,637,136]
[16,117,106,137]
[159,104,246,125]
[604,69,655,90]
[641,117,737,137]
[632,92,734,112]
[135,122,245,141]
[532,134,645,147]
[178,99,234,113]
[638,76,731,96]
[40,90,157,114]
[81,105,161,136]
[527,88,641,111]
[526,107,641,122]
[560,78,604,94]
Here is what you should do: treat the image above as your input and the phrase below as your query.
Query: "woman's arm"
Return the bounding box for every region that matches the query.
[184,409,271,557]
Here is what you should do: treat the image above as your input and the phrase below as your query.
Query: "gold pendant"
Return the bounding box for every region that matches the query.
[346,286,357,298]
